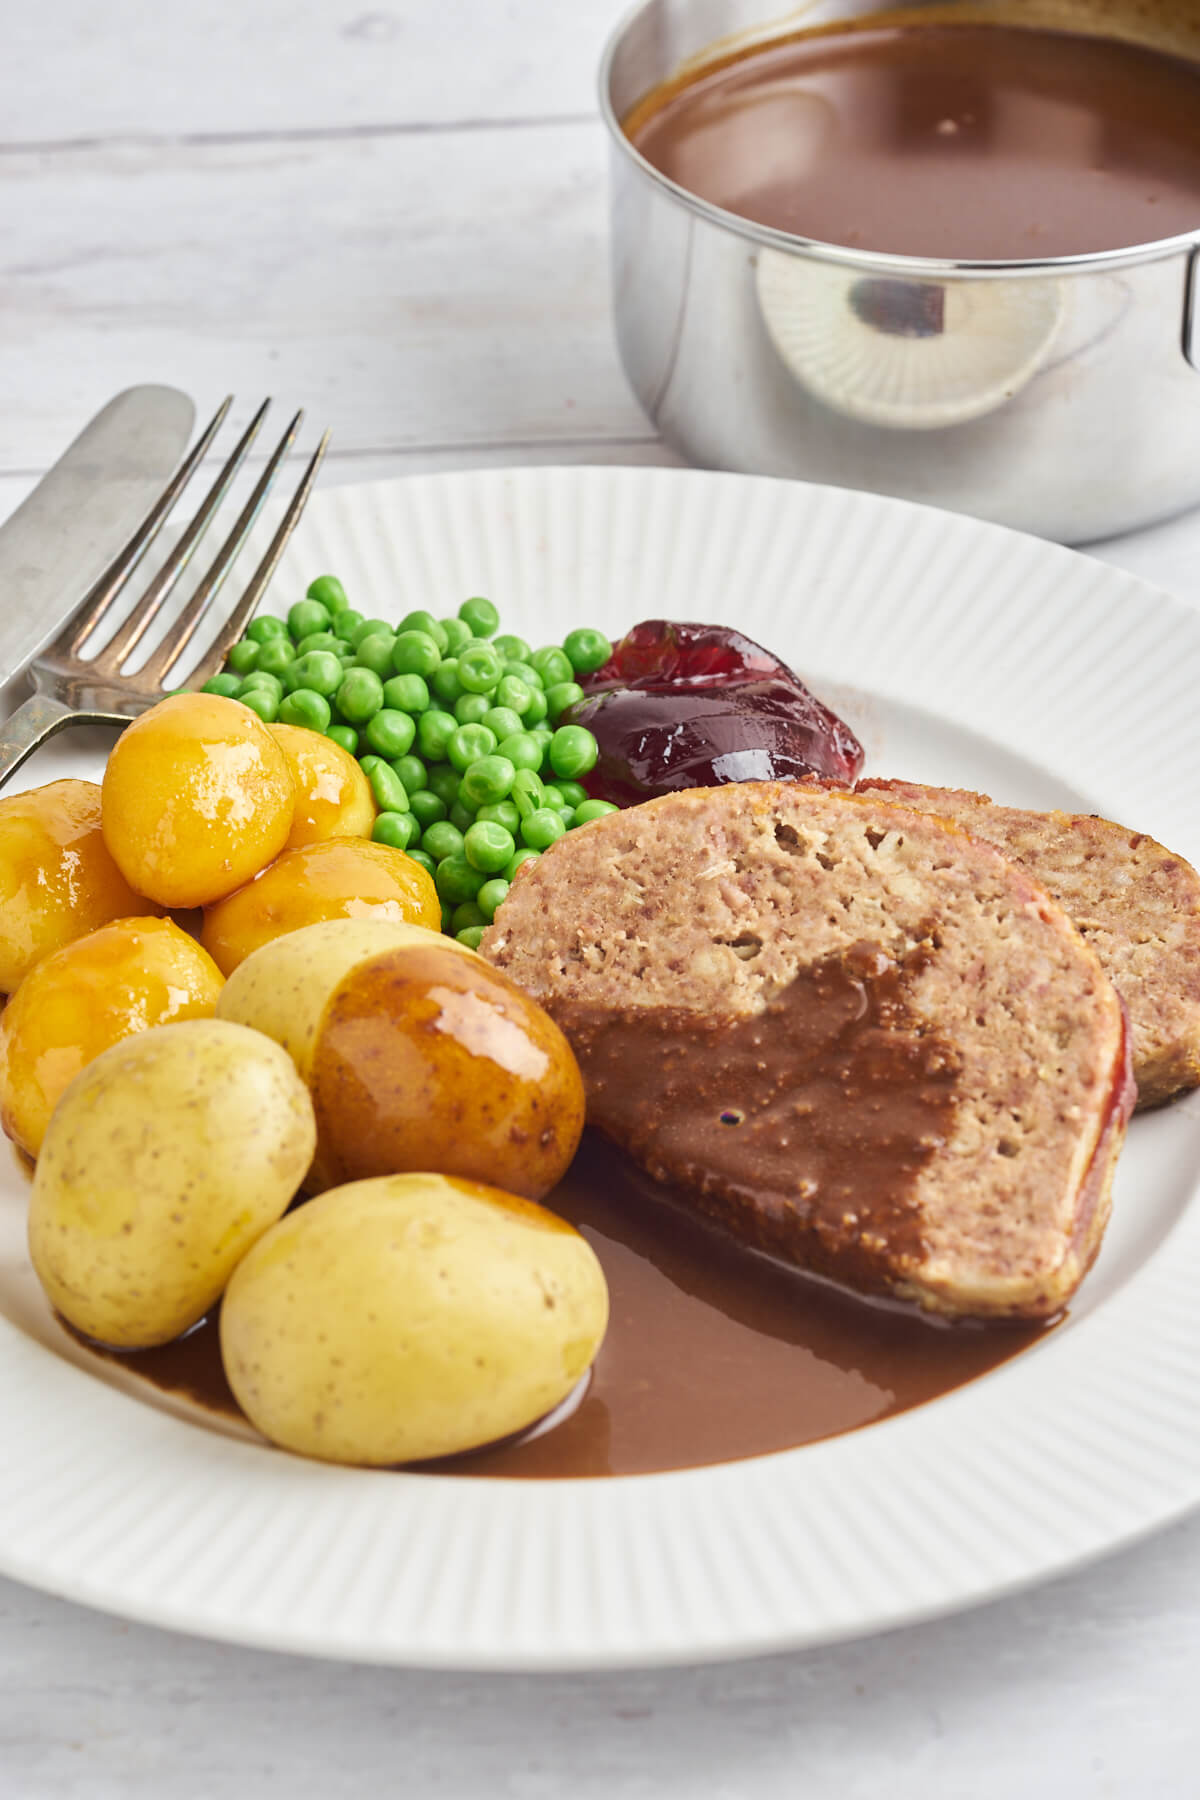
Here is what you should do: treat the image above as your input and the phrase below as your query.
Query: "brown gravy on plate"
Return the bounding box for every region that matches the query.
[625,23,1200,259]
[79,1132,1048,1477]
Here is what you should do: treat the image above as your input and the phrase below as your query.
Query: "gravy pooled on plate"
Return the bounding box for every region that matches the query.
[625,23,1200,259]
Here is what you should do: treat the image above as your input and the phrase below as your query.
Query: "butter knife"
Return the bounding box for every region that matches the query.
[0,386,196,691]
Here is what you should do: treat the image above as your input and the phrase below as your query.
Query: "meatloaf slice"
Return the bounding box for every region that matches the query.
[854,779,1200,1109]
[482,783,1135,1320]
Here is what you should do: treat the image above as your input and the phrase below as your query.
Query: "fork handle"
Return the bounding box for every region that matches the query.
[0,695,80,790]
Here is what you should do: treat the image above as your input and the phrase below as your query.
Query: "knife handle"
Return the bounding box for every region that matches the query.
[0,695,79,790]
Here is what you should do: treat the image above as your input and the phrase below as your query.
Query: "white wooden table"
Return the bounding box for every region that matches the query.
[2,5,1199,1793]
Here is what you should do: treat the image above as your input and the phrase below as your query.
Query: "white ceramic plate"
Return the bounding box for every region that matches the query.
[1,466,1198,1671]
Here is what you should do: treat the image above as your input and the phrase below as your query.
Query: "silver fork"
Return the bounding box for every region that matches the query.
[0,397,329,791]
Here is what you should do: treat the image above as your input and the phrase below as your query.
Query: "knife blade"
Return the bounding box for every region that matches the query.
[0,385,196,690]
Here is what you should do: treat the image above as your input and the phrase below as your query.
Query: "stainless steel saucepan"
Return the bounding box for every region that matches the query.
[599,0,1200,541]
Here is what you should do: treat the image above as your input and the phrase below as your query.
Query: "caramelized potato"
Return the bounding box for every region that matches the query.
[220,1172,608,1464]
[29,1019,315,1349]
[0,917,224,1157]
[101,693,295,907]
[200,838,439,976]
[267,723,376,848]
[216,918,584,1197]
[0,779,148,992]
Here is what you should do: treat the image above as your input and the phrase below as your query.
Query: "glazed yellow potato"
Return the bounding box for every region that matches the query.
[200,837,440,976]
[220,1172,608,1464]
[0,917,225,1157]
[101,693,295,908]
[29,1019,316,1349]
[267,723,376,849]
[216,917,584,1196]
[0,779,149,992]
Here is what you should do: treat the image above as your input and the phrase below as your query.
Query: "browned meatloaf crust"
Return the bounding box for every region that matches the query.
[482,783,1135,1320]
[854,779,1200,1110]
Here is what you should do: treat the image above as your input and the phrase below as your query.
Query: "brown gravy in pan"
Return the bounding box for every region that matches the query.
[78,1132,1048,1477]
[625,24,1200,259]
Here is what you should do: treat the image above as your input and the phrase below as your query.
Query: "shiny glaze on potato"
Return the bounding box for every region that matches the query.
[0,779,148,993]
[267,723,376,849]
[101,693,295,908]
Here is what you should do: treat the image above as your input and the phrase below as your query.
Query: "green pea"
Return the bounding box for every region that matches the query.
[549,723,599,779]
[391,630,442,679]
[440,903,455,934]
[295,631,346,658]
[521,807,566,851]
[348,616,394,648]
[365,709,417,759]
[497,732,542,774]
[459,595,500,638]
[504,849,541,882]
[426,763,461,807]
[464,820,516,874]
[406,847,436,878]
[287,651,343,697]
[476,877,510,922]
[409,788,448,829]
[456,926,486,950]
[523,687,549,725]
[573,798,619,825]
[416,709,459,762]
[563,627,613,676]
[239,688,278,724]
[369,762,409,814]
[435,853,485,905]
[510,767,545,820]
[288,598,331,640]
[482,706,522,742]
[336,667,385,725]
[202,673,242,698]
[545,681,585,722]
[453,692,491,726]
[540,785,571,813]
[449,802,475,835]
[397,611,449,653]
[238,671,283,701]
[353,632,397,677]
[529,725,555,753]
[255,638,296,679]
[226,639,260,675]
[493,634,531,664]
[358,754,383,776]
[446,723,497,773]
[459,755,516,810]
[382,673,431,715]
[372,810,418,851]
[430,660,463,705]
[552,780,589,808]
[306,574,350,615]
[457,642,504,695]
[438,616,473,655]
[422,820,465,863]
[326,724,359,756]
[502,659,543,691]
[246,614,289,644]
[278,689,332,732]
[392,754,427,795]
[532,646,573,688]
[476,799,521,835]
[337,609,365,640]
[451,900,487,933]
[494,676,533,719]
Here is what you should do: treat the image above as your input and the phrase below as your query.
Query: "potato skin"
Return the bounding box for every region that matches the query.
[267,724,376,848]
[0,779,148,992]
[0,917,225,1157]
[29,1019,316,1349]
[220,1173,609,1464]
[101,693,295,908]
[200,838,440,976]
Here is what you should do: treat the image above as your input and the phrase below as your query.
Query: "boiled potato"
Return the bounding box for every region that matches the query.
[220,1172,608,1464]
[216,918,584,1196]
[267,723,376,849]
[29,1019,316,1348]
[200,838,440,976]
[0,917,225,1157]
[102,693,295,908]
[0,778,150,992]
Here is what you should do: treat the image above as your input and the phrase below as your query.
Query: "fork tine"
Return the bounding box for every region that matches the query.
[138,408,304,686]
[56,395,233,657]
[86,398,272,675]
[182,429,331,692]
